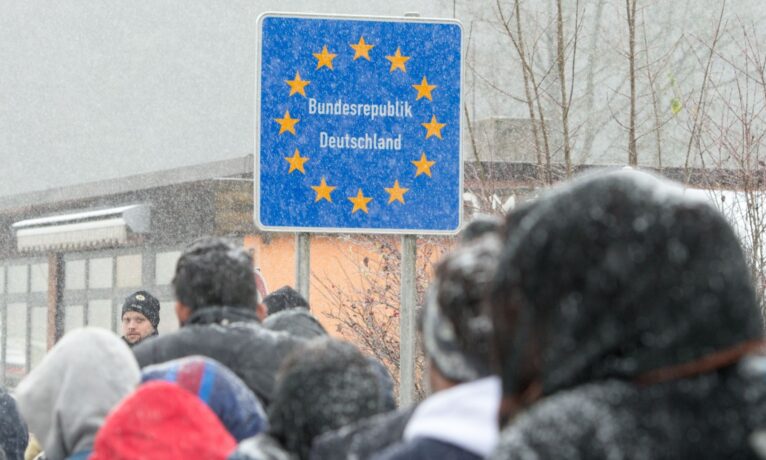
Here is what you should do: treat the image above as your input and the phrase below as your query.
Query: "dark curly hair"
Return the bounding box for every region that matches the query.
[172,237,257,311]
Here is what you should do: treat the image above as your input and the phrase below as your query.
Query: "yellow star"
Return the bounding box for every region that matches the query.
[412,76,437,101]
[313,45,337,70]
[348,189,373,214]
[311,177,336,203]
[412,153,436,177]
[422,115,446,139]
[385,180,409,204]
[350,36,374,61]
[274,110,299,135]
[284,149,309,174]
[385,47,410,73]
[285,71,310,97]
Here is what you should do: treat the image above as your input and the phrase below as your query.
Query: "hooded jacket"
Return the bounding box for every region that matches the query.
[141,355,268,441]
[0,385,27,460]
[489,170,766,459]
[133,306,305,405]
[14,328,140,460]
[91,381,237,460]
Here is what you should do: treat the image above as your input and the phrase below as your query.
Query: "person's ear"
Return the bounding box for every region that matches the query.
[256,303,268,321]
[175,302,193,325]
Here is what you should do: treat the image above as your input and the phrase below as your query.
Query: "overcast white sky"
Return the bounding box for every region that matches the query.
[0,0,449,197]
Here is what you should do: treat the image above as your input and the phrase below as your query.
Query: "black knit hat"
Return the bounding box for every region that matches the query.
[121,290,160,329]
[263,286,310,315]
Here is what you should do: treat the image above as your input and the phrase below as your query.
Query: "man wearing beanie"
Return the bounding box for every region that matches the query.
[121,290,160,347]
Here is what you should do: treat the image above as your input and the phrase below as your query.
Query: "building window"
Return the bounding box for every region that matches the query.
[156,251,181,286]
[116,254,142,288]
[65,304,85,334]
[7,265,28,294]
[65,260,86,291]
[158,301,180,335]
[30,263,48,293]
[87,299,113,331]
[6,303,28,380]
[88,258,113,289]
[30,306,48,368]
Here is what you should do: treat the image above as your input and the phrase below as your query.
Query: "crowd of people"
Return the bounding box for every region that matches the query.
[2,169,766,459]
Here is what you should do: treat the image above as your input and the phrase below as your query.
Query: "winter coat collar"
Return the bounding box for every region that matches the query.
[186,306,259,326]
[403,376,501,457]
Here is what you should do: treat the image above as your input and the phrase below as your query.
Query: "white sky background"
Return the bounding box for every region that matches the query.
[3,0,766,197]
[0,0,448,197]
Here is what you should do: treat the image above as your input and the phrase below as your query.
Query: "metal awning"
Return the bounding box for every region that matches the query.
[13,204,150,252]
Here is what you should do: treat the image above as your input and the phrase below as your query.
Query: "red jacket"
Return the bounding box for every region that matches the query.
[91,381,237,460]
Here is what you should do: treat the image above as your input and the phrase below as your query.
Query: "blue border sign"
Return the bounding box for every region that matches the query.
[255,13,463,234]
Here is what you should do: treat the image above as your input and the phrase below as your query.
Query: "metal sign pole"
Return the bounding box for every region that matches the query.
[295,232,311,302]
[399,234,417,406]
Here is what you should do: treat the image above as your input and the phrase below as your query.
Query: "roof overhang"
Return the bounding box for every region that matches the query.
[12,204,150,252]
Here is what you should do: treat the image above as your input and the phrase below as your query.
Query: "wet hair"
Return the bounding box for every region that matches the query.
[263,286,310,315]
[460,214,503,244]
[172,237,257,311]
[268,339,388,460]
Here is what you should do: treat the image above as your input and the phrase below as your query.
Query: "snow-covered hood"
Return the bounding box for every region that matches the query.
[490,170,764,398]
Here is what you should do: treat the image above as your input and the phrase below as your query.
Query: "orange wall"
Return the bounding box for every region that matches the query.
[244,234,450,337]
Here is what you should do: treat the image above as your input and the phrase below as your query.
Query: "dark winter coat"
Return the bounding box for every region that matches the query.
[263,308,327,340]
[310,407,415,460]
[373,438,481,460]
[133,306,305,405]
[488,170,766,459]
[0,385,27,460]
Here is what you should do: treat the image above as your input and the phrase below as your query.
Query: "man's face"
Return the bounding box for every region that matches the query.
[121,311,154,344]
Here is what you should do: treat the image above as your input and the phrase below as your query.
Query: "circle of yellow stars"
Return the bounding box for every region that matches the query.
[273,35,448,216]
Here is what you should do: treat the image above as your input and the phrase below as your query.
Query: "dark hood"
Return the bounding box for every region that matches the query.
[490,170,764,398]
[263,309,327,340]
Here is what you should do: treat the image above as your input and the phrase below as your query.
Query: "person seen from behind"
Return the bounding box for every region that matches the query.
[310,216,503,460]
[141,356,268,442]
[372,228,504,460]
[90,381,236,460]
[232,338,393,460]
[488,170,766,459]
[132,237,304,405]
[14,328,140,460]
